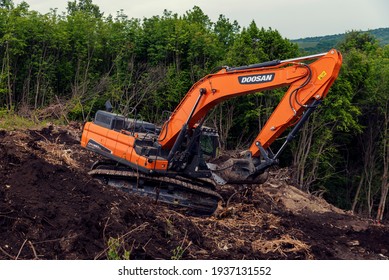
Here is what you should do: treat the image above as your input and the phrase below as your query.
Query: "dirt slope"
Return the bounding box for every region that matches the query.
[0,125,388,260]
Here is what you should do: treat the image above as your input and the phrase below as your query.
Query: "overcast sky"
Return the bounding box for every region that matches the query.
[13,0,389,39]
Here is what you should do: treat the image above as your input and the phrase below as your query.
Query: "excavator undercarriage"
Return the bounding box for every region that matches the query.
[89,161,222,214]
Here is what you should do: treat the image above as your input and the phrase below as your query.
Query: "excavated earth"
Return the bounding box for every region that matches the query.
[0,124,388,260]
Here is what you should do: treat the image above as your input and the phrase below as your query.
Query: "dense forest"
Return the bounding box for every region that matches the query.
[0,0,388,220]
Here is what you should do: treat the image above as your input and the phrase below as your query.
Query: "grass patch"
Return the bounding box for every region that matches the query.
[0,110,44,130]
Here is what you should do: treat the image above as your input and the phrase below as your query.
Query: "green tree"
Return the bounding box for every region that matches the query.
[291,75,361,194]
[0,1,30,110]
[215,23,299,149]
[67,0,103,18]
[213,14,240,48]
[346,43,389,219]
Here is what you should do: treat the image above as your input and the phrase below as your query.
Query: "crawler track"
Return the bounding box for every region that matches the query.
[89,166,222,215]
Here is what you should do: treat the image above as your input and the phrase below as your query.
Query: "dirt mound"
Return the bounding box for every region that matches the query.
[0,125,388,260]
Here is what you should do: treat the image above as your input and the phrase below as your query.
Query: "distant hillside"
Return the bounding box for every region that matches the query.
[291,27,389,53]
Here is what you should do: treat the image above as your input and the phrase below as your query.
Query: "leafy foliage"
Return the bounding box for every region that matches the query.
[106,237,131,260]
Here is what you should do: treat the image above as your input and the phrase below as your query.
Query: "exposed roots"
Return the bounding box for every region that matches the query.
[252,234,313,259]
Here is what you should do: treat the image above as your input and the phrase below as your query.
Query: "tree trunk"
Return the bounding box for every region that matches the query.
[376,101,389,222]
[34,44,48,109]
[354,119,378,217]
[4,41,13,110]
[365,124,377,218]
[211,102,234,150]
[293,116,316,191]
[352,173,364,213]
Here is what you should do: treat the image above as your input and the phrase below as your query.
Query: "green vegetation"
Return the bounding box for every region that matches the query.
[106,237,132,260]
[0,0,388,220]
[0,109,40,129]
[171,236,191,260]
[292,27,389,53]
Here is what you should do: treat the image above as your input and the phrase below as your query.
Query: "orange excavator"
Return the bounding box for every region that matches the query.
[81,49,342,214]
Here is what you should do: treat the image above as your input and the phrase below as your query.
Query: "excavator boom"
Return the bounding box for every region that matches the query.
[158,50,342,157]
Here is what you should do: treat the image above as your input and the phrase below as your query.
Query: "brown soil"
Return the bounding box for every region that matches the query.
[0,124,388,260]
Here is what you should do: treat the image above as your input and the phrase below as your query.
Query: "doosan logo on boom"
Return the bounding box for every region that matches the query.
[238,73,275,84]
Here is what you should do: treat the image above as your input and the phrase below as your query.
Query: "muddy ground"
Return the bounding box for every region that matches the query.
[0,124,388,260]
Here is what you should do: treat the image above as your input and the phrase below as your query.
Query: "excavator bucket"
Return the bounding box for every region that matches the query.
[207,158,269,185]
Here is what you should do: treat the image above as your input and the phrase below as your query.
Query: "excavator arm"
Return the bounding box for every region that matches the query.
[157,50,342,184]
[158,50,342,156]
